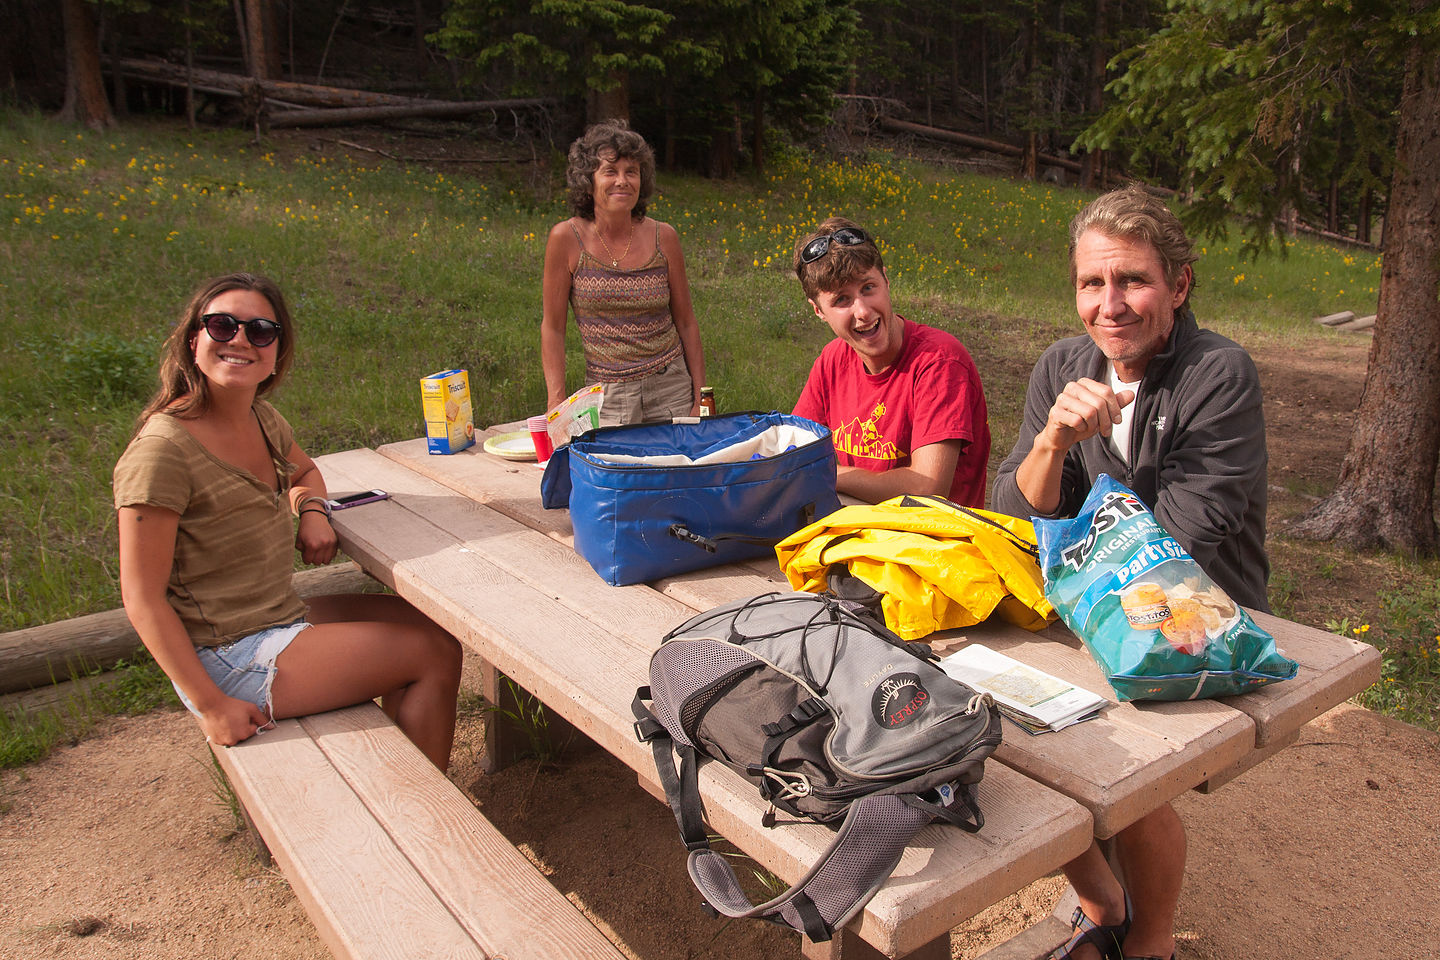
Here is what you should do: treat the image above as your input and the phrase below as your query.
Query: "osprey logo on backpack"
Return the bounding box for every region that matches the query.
[632,592,1002,943]
[873,672,929,728]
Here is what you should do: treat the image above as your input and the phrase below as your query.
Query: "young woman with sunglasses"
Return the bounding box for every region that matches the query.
[114,273,462,769]
[541,120,707,425]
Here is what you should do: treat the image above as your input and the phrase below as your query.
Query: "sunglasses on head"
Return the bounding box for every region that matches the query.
[799,227,872,264]
[200,313,282,348]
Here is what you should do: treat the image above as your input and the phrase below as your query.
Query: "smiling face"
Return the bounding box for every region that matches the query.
[1073,229,1191,382]
[810,267,905,375]
[191,288,280,393]
[590,152,642,219]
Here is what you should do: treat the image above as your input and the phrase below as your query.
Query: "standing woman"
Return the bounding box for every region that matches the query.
[115,273,462,769]
[541,120,707,425]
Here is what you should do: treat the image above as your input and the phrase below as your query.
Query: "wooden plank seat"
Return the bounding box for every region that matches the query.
[210,701,627,960]
[316,447,1095,960]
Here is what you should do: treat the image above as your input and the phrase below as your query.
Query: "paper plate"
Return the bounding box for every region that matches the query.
[483,430,537,461]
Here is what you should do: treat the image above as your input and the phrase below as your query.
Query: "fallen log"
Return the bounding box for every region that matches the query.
[878,116,1083,174]
[115,57,421,108]
[0,562,378,695]
[268,98,551,129]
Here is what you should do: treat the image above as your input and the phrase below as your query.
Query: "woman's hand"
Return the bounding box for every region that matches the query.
[295,510,338,565]
[199,695,271,745]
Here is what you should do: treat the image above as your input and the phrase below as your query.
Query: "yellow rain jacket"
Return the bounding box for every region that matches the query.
[775,494,1056,641]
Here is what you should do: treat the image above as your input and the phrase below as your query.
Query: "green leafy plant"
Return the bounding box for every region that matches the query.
[1327,581,1440,730]
[0,654,179,771]
[483,676,568,763]
[56,331,160,404]
[203,751,246,836]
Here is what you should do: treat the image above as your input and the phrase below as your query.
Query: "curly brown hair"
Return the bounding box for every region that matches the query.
[565,120,656,221]
[136,272,296,431]
[792,216,886,302]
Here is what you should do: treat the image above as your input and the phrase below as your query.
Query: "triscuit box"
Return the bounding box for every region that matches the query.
[420,368,475,454]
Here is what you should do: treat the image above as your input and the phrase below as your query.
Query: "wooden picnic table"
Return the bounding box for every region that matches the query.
[314,423,1378,960]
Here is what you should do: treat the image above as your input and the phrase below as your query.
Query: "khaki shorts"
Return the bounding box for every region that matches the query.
[596,356,695,426]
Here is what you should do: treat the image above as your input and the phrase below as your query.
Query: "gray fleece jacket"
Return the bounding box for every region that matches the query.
[992,308,1270,612]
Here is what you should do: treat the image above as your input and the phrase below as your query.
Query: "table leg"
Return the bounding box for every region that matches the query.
[972,885,1079,960]
[477,662,581,773]
[802,927,949,960]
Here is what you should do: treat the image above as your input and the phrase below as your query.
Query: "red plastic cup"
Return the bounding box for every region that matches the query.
[527,415,553,463]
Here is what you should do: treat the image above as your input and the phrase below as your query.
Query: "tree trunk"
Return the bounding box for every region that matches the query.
[115,58,421,107]
[184,0,196,127]
[979,18,990,136]
[243,0,282,80]
[103,7,128,117]
[1290,35,1440,555]
[0,563,376,695]
[587,68,629,125]
[751,91,765,176]
[1359,184,1373,244]
[1020,6,1039,180]
[708,118,735,179]
[878,116,1082,172]
[267,98,550,128]
[58,0,114,131]
[413,0,429,74]
[1079,0,1109,190]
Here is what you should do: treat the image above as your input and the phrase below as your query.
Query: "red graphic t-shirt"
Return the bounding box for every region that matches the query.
[793,318,991,507]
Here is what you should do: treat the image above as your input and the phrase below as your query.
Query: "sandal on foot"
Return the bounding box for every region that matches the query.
[1048,895,1132,960]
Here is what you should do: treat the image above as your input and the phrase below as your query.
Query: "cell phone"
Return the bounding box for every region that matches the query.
[326,489,390,510]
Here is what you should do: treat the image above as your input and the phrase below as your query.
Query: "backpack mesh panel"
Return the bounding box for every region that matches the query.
[695,667,818,774]
[689,851,756,914]
[798,794,925,924]
[649,640,755,749]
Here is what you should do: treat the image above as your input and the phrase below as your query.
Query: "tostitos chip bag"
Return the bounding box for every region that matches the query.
[1034,474,1296,701]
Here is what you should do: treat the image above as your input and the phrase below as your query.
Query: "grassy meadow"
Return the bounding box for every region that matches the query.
[3,108,1431,754]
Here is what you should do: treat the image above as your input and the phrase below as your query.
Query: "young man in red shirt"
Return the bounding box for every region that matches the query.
[792,216,991,506]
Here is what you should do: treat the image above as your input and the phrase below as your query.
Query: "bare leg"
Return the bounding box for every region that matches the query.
[269,594,462,770]
[1058,841,1129,960]
[1114,803,1183,959]
[1057,802,1183,960]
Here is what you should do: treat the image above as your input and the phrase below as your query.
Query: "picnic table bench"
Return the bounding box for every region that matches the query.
[210,701,627,960]
[309,426,1378,960]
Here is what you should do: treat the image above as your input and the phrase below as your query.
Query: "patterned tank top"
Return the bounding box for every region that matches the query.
[570,222,681,383]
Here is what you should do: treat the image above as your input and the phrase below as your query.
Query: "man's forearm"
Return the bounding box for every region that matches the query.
[1012,437,1069,516]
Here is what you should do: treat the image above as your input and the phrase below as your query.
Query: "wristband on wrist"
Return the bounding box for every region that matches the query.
[299,506,330,519]
[295,495,332,518]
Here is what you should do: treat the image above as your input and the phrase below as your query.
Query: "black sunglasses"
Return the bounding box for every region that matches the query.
[200,313,282,348]
[799,227,872,264]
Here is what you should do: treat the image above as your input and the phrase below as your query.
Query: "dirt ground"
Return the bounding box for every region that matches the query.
[4,299,1439,960]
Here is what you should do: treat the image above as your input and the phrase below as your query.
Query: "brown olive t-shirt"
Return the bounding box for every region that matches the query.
[113,401,307,647]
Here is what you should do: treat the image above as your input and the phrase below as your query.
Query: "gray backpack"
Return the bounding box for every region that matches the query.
[632,592,1002,942]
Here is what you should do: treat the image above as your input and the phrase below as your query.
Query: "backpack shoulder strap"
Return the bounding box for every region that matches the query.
[633,687,708,850]
[685,785,978,942]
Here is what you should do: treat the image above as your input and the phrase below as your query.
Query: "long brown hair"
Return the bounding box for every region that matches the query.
[136,273,296,430]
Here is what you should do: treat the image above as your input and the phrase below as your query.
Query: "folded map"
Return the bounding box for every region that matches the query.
[940,643,1108,734]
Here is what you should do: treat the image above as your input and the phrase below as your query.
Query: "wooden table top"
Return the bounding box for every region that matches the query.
[315,427,1378,955]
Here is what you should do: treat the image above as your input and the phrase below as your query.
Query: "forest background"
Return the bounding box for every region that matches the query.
[1,0,1438,747]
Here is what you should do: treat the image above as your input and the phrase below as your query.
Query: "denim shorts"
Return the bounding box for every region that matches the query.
[175,620,311,720]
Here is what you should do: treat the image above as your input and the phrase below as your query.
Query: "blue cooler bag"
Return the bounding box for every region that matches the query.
[540,412,840,586]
